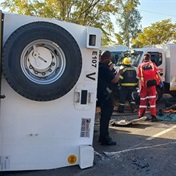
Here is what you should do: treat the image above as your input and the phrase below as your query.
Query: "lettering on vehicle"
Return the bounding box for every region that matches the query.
[86,72,96,81]
[85,51,98,81]
[91,51,98,68]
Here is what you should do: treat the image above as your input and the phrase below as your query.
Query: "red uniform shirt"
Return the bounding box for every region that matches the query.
[138,61,160,87]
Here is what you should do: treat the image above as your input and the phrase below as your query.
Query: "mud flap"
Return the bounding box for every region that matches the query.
[79,145,94,169]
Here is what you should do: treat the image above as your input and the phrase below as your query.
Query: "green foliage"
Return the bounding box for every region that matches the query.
[133,19,176,47]
[2,0,175,48]
[116,0,142,47]
[0,0,123,46]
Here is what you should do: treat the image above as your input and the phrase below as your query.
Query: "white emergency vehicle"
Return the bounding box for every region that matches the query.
[0,11,101,171]
[117,43,176,100]
[100,45,128,64]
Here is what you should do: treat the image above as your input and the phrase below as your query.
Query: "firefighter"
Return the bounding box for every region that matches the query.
[117,57,138,113]
[138,53,161,122]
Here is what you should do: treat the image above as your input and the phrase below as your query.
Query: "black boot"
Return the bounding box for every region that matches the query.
[151,115,159,122]
[100,136,116,146]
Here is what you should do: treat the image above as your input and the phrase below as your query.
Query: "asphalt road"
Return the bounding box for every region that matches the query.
[2,95,176,176]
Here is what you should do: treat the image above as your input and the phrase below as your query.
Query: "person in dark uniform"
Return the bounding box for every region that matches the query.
[117,57,138,113]
[97,50,120,146]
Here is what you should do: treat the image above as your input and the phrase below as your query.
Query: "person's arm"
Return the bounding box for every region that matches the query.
[137,65,144,87]
[108,62,116,75]
[108,62,120,83]
[137,65,141,79]
[111,72,120,83]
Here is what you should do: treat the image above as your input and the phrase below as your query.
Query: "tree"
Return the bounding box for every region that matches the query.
[0,0,123,45]
[132,19,176,48]
[116,0,142,47]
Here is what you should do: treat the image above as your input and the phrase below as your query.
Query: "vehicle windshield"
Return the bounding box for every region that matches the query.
[116,50,143,67]
[111,51,124,65]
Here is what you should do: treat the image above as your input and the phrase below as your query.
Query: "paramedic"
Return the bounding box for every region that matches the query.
[137,53,161,122]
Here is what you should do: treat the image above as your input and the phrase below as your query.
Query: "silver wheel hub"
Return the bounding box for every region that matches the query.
[21,39,66,84]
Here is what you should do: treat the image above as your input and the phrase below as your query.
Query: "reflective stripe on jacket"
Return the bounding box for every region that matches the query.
[119,66,138,87]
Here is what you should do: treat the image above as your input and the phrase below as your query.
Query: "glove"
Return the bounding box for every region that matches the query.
[159,82,164,88]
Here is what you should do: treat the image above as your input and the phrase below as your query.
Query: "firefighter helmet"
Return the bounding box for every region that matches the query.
[123,57,131,65]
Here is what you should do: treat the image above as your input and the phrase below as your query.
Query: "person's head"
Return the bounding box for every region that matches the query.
[143,53,151,62]
[123,57,131,65]
[100,50,112,64]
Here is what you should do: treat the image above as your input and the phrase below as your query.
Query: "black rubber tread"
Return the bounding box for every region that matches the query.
[2,21,82,101]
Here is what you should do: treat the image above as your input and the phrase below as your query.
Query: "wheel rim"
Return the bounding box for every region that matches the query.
[21,39,66,84]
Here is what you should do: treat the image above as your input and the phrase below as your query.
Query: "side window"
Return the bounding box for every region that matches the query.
[148,52,162,66]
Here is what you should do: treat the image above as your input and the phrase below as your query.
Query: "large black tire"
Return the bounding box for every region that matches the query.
[2,22,82,101]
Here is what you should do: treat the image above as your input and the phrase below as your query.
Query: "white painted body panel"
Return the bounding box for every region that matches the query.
[159,44,176,90]
[0,12,101,171]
